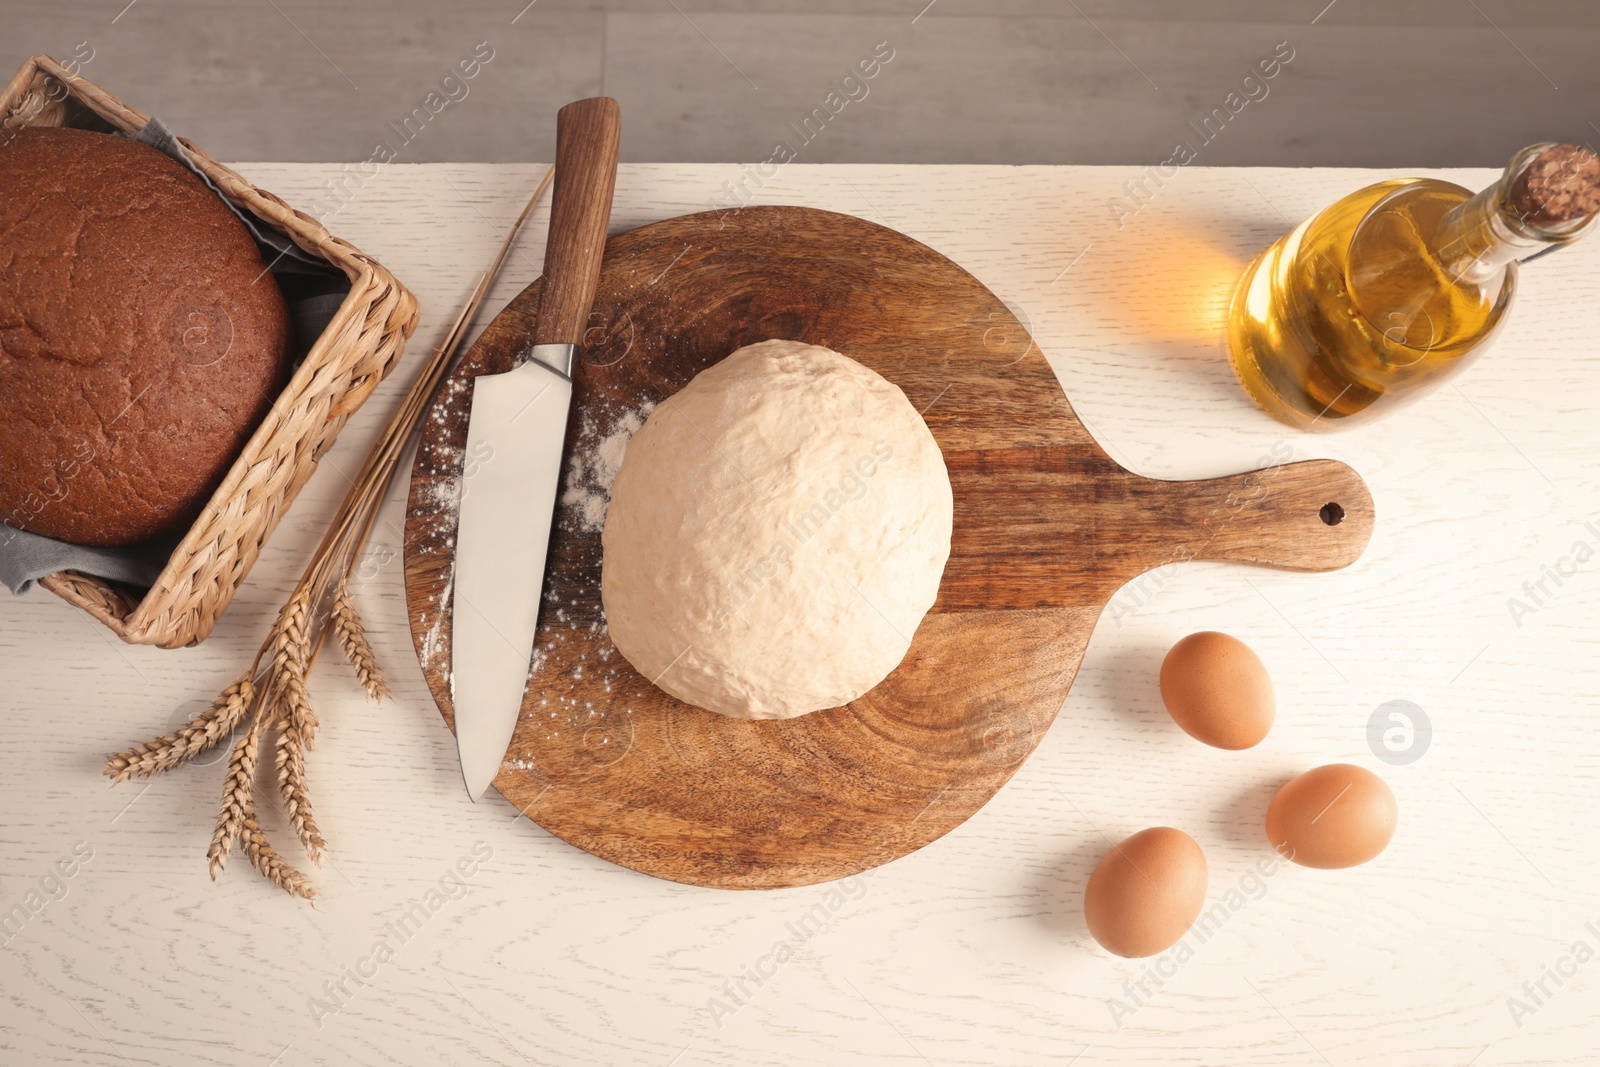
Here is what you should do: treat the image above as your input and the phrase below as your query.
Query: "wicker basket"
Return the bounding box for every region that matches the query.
[0,54,419,648]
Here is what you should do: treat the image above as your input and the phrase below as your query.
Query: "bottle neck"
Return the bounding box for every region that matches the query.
[1437,145,1598,285]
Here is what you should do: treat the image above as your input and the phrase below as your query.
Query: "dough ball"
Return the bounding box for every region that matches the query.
[601,339,953,720]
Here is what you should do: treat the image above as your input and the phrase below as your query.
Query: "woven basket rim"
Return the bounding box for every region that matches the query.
[3,54,419,647]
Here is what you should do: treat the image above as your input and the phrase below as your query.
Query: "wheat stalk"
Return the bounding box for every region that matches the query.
[108,165,555,901]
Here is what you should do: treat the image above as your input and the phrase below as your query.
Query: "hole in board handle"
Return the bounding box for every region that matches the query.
[1319,502,1345,527]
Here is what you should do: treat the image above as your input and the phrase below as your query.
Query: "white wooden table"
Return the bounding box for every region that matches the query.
[4,163,1597,1067]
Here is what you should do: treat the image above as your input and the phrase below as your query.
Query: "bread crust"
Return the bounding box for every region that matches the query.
[0,126,291,547]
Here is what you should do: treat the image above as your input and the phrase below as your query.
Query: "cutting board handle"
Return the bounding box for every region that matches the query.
[534,97,622,346]
[1134,458,1374,574]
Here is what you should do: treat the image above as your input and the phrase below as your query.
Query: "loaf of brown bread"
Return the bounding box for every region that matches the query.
[0,126,291,547]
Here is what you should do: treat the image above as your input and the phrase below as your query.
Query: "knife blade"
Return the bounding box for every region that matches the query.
[451,97,621,801]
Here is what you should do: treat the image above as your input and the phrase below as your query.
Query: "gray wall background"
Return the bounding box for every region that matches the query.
[7,1,1599,167]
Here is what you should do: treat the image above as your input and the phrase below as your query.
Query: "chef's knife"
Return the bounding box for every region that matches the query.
[451,97,621,801]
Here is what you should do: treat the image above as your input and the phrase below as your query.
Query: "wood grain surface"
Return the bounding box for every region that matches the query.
[532,97,620,346]
[402,205,1372,889]
[8,164,1600,1067]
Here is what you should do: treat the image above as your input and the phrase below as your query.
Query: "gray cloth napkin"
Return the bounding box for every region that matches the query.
[0,526,174,595]
[0,117,352,596]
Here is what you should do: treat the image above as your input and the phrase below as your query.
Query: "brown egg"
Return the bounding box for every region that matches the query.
[1083,827,1208,958]
[1159,631,1275,750]
[1266,763,1397,869]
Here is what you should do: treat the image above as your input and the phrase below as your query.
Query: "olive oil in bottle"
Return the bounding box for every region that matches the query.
[1229,143,1600,431]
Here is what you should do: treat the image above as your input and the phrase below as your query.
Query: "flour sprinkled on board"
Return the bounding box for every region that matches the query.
[428,475,462,513]
[417,569,453,675]
[561,401,655,532]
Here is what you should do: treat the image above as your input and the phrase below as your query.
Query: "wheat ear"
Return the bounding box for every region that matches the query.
[104,671,254,782]
[207,691,273,878]
[270,591,327,864]
[241,813,317,901]
[275,677,326,866]
[332,578,390,701]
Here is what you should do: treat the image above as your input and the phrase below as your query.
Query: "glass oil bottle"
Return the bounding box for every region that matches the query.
[1228,143,1600,431]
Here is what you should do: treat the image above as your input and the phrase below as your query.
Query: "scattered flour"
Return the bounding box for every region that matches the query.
[561,401,655,533]
[417,569,453,671]
[428,475,462,512]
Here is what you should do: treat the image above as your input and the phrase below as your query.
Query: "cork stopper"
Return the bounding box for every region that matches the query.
[1505,143,1600,227]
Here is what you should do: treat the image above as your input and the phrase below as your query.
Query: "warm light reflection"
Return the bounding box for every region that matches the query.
[1092,221,1255,342]
[1244,247,1275,322]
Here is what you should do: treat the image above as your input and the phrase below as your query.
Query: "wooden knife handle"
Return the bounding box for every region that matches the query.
[533,97,621,346]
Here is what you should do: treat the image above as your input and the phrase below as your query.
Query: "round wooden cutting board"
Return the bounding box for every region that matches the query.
[403,205,1373,890]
